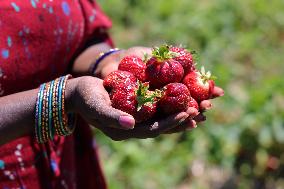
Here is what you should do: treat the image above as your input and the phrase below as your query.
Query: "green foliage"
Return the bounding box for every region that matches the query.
[96,0,284,188]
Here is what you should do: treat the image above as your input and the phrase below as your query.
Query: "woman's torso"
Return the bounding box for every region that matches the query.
[0,1,110,188]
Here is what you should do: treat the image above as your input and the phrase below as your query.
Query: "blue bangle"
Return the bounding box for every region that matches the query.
[35,83,45,143]
[48,80,55,140]
[91,48,120,75]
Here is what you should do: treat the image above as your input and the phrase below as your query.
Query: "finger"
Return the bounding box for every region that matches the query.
[194,113,206,123]
[128,47,152,59]
[99,111,191,140]
[108,112,189,139]
[164,120,197,134]
[211,86,224,98]
[186,107,199,118]
[149,112,189,134]
[199,100,212,111]
[149,108,198,134]
[89,85,136,130]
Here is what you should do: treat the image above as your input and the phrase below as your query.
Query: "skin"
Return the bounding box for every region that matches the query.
[0,42,224,145]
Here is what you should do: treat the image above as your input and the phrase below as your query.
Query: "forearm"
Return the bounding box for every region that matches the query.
[72,42,112,76]
[0,78,78,146]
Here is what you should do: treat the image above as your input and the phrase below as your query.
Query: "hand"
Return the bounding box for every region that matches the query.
[95,46,152,79]
[71,76,200,140]
[95,108,198,141]
[86,45,224,139]
[92,85,223,140]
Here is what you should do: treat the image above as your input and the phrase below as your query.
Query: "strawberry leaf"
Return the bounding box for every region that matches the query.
[152,44,177,60]
[136,82,160,111]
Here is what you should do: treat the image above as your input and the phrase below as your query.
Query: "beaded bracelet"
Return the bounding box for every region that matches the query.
[35,75,76,143]
[91,48,120,75]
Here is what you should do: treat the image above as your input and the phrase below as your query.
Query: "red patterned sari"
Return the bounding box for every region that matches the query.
[0,1,112,188]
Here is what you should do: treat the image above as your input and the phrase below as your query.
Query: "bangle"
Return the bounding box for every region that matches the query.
[91,48,120,75]
[35,75,76,143]
[35,84,45,143]
[55,74,76,136]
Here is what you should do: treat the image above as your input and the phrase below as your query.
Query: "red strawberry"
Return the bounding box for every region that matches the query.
[103,70,137,92]
[159,83,190,115]
[170,46,195,74]
[136,101,157,123]
[118,55,146,81]
[183,66,215,102]
[188,97,199,110]
[111,82,159,123]
[111,87,137,116]
[109,80,138,101]
[145,45,184,88]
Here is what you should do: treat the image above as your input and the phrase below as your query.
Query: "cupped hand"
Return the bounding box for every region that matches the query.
[72,76,200,140]
[94,107,199,141]
[87,45,224,140]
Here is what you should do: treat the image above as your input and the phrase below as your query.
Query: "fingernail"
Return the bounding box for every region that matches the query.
[186,108,199,119]
[176,113,189,124]
[205,103,212,110]
[119,116,135,129]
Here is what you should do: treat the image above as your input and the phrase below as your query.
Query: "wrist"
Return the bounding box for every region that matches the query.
[92,48,122,78]
[65,77,80,113]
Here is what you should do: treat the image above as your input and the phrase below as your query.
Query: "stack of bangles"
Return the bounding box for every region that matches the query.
[35,74,76,143]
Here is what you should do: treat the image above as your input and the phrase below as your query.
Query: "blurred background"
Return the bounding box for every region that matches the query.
[96,0,284,188]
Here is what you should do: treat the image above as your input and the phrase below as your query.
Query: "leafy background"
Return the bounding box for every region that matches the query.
[95,0,284,188]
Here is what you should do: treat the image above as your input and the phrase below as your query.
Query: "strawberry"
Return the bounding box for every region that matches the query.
[109,80,138,101]
[118,55,146,82]
[136,101,158,123]
[170,46,195,74]
[103,70,137,92]
[111,87,137,116]
[183,66,215,102]
[188,97,199,110]
[158,83,190,115]
[110,82,159,123]
[145,45,184,89]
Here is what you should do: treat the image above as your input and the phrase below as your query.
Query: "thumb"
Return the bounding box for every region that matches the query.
[98,105,135,130]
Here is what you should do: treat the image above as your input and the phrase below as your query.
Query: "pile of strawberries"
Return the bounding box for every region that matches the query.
[104,45,216,123]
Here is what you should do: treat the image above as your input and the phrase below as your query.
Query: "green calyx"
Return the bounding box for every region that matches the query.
[152,45,179,61]
[199,66,217,84]
[136,81,161,111]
